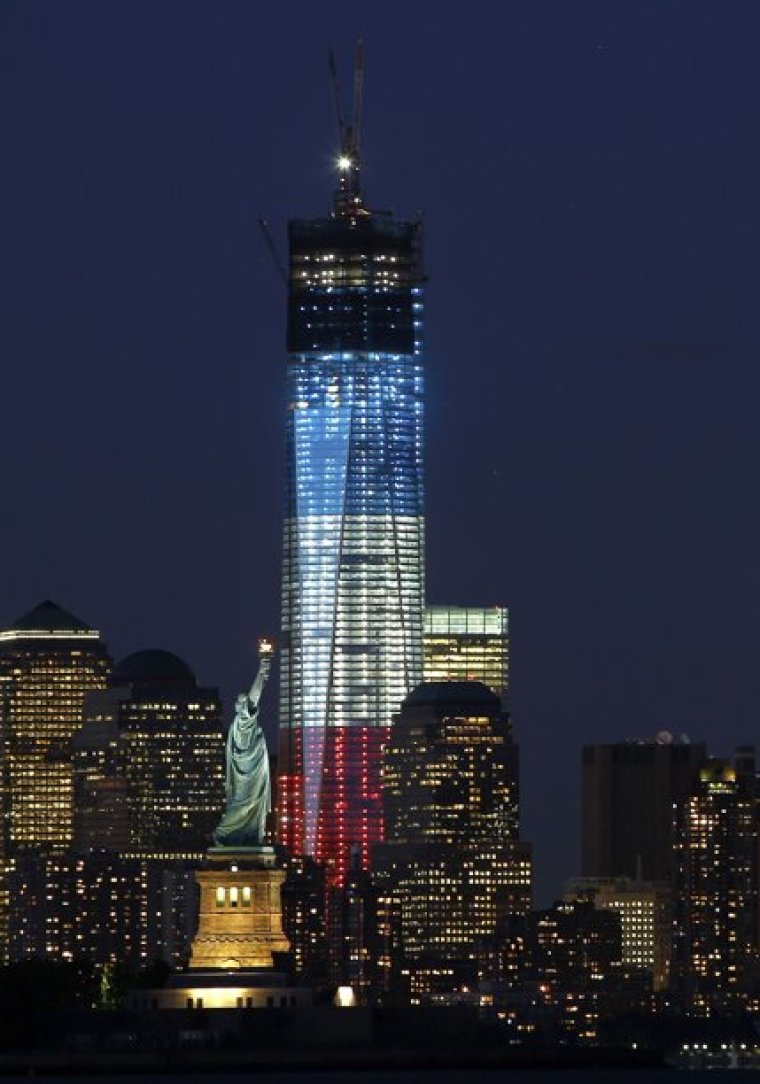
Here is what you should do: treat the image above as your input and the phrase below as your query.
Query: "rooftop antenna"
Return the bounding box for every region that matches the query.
[329,39,367,216]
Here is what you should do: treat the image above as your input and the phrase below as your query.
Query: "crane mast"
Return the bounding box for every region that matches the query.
[329,40,366,215]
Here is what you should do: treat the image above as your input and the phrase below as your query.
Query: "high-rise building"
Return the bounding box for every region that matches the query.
[280,855,328,985]
[113,650,225,853]
[423,605,509,705]
[7,852,198,967]
[382,682,520,845]
[565,877,672,992]
[0,600,111,856]
[673,752,758,1014]
[7,649,226,967]
[487,899,639,1045]
[277,60,425,885]
[76,650,226,854]
[71,693,130,852]
[582,735,707,882]
[375,682,531,1002]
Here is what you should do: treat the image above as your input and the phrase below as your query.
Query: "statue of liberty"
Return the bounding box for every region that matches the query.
[212,639,274,849]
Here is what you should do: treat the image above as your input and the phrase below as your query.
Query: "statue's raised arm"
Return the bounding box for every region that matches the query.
[211,638,276,850]
[247,643,273,708]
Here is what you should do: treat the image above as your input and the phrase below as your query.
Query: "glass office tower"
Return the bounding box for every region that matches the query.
[424,605,509,705]
[0,600,111,855]
[277,139,425,886]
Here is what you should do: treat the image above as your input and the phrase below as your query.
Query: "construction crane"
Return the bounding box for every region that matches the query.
[328,48,346,153]
[351,39,364,164]
[257,216,288,288]
[328,40,366,213]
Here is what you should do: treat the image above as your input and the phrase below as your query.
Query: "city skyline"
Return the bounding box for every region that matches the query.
[2,2,760,902]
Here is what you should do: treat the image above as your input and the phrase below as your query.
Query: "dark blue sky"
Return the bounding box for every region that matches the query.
[2,1,760,901]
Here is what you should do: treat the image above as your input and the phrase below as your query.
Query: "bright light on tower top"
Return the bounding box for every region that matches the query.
[338,155,352,171]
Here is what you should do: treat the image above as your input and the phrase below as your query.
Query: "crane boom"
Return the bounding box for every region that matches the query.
[258,216,288,288]
[328,48,347,152]
[352,39,364,159]
[328,41,367,215]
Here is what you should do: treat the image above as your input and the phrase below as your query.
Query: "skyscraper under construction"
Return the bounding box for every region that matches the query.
[277,47,425,885]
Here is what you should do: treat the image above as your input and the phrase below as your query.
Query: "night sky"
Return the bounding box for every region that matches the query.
[2,1,760,902]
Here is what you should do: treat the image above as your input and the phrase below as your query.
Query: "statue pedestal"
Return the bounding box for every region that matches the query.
[188,847,291,971]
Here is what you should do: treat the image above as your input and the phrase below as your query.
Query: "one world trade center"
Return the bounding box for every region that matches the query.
[277,49,425,885]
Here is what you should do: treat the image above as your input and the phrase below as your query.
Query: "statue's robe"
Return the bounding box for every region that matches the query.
[212,699,270,848]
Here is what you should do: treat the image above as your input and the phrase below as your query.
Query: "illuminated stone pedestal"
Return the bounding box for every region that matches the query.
[127,847,311,1011]
[188,847,290,971]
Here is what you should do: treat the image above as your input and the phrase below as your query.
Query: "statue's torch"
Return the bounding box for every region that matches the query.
[258,637,276,660]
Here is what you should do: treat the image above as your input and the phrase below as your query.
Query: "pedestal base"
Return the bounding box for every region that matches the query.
[188,848,290,971]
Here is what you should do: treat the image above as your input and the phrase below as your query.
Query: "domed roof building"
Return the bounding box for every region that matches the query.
[403,680,499,710]
[375,680,532,1001]
[112,650,196,689]
[92,649,225,853]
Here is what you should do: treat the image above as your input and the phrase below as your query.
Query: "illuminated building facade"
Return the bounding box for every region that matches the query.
[532,900,622,988]
[0,600,111,856]
[98,650,225,853]
[277,97,425,885]
[71,651,224,854]
[479,899,650,1044]
[375,682,531,1001]
[673,752,758,1013]
[327,853,379,999]
[565,877,672,991]
[6,852,199,966]
[71,709,131,853]
[188,851,290,971]
[382,682,520,843]
[423,605,509,705]
[582,735,707,882]
[280,855,328,984]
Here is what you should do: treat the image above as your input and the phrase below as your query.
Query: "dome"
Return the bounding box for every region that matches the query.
[112,649,196,688]
[403,680,500,710]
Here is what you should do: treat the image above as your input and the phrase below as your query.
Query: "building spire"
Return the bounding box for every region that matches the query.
[329,40,367,217]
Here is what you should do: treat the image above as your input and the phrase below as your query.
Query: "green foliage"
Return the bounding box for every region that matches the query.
[97,958,172,1009]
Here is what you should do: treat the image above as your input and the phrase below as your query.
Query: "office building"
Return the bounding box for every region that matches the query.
[112,650,225,853]
[582,734,707,882]
[565,877,672,991]
[487,900,644,1045]
[382,682,520,844]
[375,682,531,1001]
[77,649,226,854]
[71,704,130,852]
[281,855,328,985]
[673,752,758,1014]
[6,852,198,967]
[0,600,111,856]
[277,57,425,886]
[424,605,509,704]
